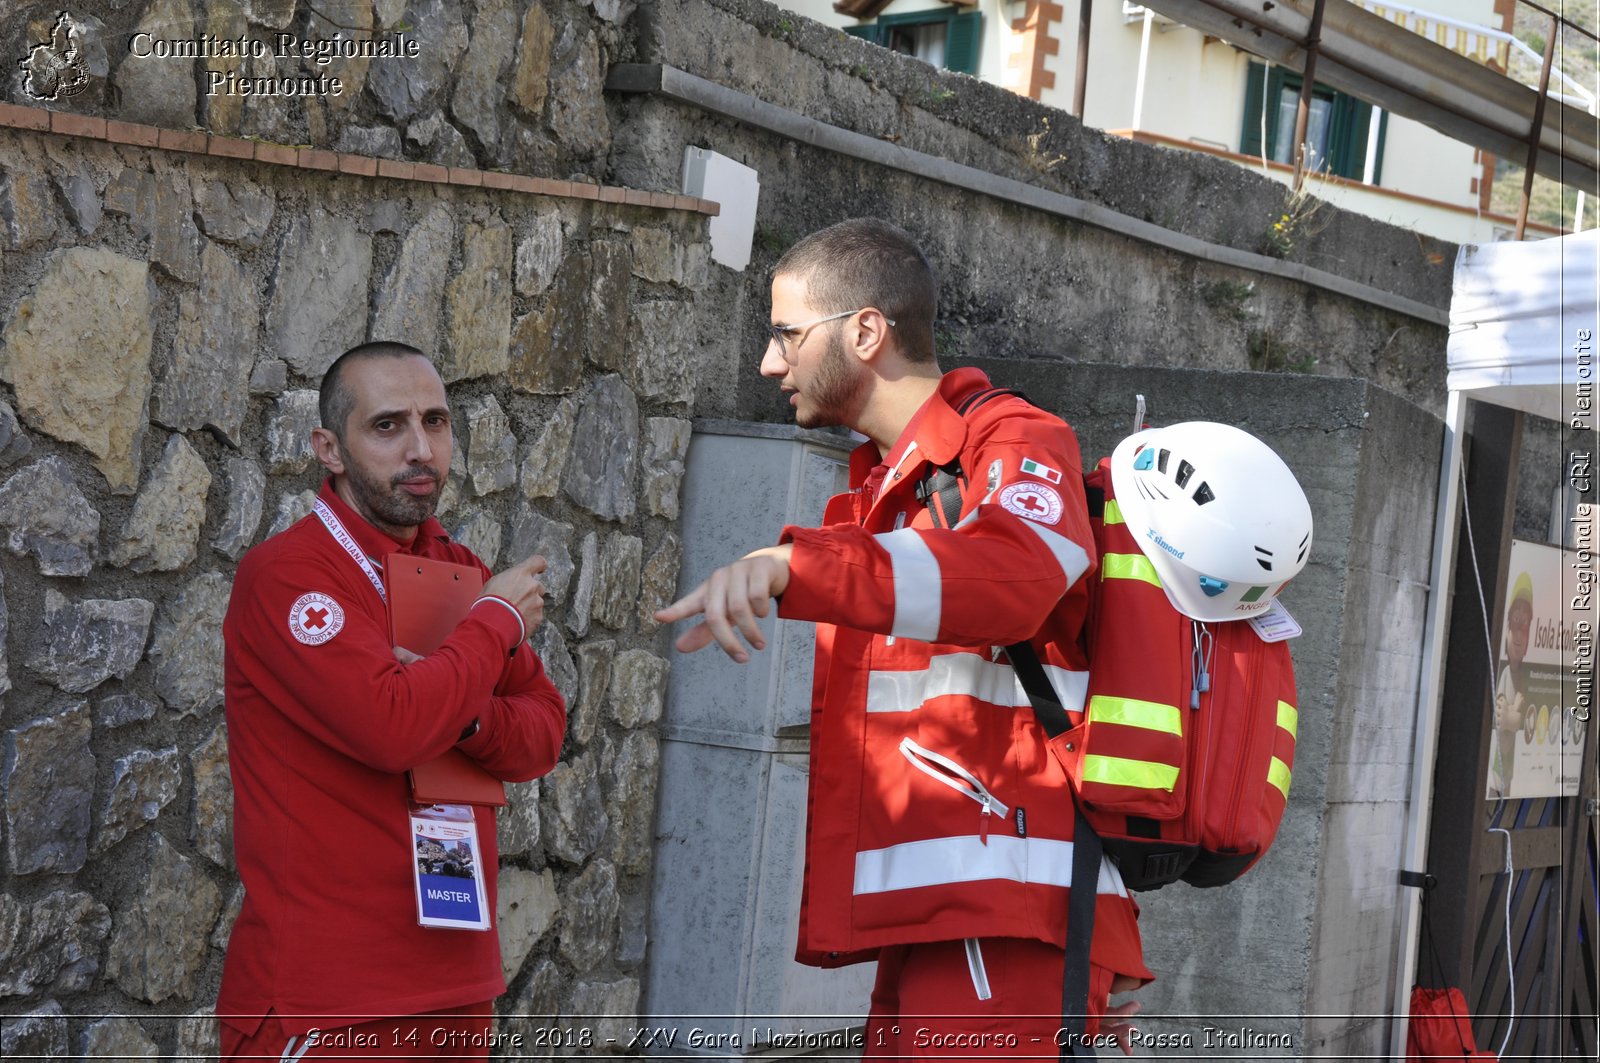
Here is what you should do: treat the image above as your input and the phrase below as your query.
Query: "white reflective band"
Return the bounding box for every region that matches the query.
[965,938,993,1001]
[877,527,941,641]
[1014,517,1092,585]
[316,497,387,602]
[853,835,1130,896]
[866,654,1088,714]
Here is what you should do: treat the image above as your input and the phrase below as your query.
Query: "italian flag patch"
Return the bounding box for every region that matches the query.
[1020,458,1062,484]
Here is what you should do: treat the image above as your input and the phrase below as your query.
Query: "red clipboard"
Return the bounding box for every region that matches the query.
[385,557,508,807]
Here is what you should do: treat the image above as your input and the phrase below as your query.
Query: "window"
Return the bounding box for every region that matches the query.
[846,9,982,74]
[1241,61,1385,183]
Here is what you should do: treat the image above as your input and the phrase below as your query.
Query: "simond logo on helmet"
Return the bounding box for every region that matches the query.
[1145,527,1185,561]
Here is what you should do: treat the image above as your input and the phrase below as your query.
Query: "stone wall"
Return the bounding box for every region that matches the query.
[0,0,712,1052]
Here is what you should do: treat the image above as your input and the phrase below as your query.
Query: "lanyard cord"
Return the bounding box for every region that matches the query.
[314,497,388,603]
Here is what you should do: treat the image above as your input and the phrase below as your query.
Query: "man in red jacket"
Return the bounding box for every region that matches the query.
[218,342,566,1060]
[658,219,1147,1057]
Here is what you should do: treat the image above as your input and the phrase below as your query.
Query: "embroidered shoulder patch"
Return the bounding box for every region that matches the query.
[998,481,1064,525]
[289,591,345,646]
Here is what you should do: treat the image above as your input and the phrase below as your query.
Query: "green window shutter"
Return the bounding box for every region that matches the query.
[1241,61,1266,156]
[1329,95,1372,180]
[845,24,877,43]
[945,11,982,74]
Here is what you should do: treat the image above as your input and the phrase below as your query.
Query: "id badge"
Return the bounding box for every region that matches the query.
[410,804,491,931]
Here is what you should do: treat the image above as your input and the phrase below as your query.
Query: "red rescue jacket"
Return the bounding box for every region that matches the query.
[776,369,1151,982]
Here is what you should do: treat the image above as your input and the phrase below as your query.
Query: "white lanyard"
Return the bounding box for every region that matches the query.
[314,497,388,603]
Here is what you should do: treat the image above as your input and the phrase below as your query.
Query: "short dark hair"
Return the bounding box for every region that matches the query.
[318,341,429,439]
[773,218,938,363]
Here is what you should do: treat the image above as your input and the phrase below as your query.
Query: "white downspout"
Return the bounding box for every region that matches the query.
[1363,106,1383,185]
[1131,7,1155,131]
[1390,387,1469,1060]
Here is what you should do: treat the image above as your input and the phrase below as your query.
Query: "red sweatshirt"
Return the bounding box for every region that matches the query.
[218,481,565,1035]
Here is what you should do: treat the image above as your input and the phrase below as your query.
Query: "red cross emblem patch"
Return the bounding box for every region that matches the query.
[998,481,1064,526]
[288,591,345,646]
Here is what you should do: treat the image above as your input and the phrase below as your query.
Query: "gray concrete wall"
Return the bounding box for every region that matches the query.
[618,0,1455,432]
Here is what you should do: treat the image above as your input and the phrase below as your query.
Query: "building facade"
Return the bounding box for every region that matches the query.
[781,0,1576,242]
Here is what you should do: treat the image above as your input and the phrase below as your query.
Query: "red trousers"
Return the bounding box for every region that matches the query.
[219,1002,494,1061]
[863,938,1115,1060]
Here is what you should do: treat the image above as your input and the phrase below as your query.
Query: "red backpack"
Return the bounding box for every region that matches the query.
[919,391,1300,891]
[1065,457,1299,890]
[921,391,1302,1056]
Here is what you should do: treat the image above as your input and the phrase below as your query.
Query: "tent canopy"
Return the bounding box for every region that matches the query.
[1448,229,1600,424]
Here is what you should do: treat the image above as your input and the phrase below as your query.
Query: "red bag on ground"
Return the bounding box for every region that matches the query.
[1406,985,1497,1061]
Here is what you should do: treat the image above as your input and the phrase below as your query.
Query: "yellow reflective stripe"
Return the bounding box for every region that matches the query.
[1103,498,1125,525]
[1101,552,1162,587]
[1268,756,1292,799]
[1087,694,1182,736]
[1276,700,1299,739]
[1081,754,1180,792]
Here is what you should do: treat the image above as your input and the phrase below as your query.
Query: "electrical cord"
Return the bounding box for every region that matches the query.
[1488,825,1517,1059]
[1460,465,1519,1055]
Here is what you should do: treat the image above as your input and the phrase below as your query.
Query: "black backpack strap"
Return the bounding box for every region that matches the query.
[1062,802,1104,1059]
[915,387,1032,529]
[955,385,1028,416]
[914,463,965,530]
[1007,641,1072,738]
[1084,483,1105,521]
[1009,640,1100,1060]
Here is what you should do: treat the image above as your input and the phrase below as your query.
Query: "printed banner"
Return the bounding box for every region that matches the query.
[1485,538,1591,799]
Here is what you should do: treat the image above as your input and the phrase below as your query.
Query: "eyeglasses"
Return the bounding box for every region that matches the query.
[767,308,895,355]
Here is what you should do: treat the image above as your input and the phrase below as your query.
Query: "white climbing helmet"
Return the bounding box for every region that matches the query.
[1109,421,1313,622]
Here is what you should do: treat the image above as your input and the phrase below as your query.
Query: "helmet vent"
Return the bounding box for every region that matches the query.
[1255,545,1274,572]
[1175,460,1194,488]
[1157,449,1171,473]
[1192,482,1214,506]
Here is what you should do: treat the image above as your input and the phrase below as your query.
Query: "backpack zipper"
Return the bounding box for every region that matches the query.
[1216,628,1273,851]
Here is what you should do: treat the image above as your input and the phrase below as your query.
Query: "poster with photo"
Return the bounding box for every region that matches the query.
[1485,539,1590,800]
